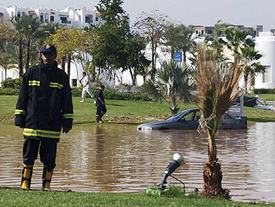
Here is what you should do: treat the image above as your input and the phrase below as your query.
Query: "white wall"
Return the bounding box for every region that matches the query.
[0,68,19,87]
[255,32,275,88]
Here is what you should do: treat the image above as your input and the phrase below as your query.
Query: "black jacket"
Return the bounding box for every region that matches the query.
[15,61,73,141]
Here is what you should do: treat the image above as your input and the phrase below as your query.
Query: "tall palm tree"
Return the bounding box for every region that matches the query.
[240,46,265,92]
[0,41,17,79]
[163,23,180,60]
[220,28,264,92]
[12,15,42,71]
[177,24,195,63]
[142,60,194,114]
[194,45,242,199]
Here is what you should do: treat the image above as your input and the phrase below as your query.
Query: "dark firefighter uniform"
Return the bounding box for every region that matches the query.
[95,85,107,123]
[15,58,73,190]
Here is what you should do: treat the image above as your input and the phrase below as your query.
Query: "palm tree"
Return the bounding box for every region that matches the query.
[220,28,264,92]
[0,41,17,79]
[163,23,180,60]
[194,45,243,199]
[240,46,265,92]
[177,24,195,63]
[142,60,194,114]
[12,15,42,71]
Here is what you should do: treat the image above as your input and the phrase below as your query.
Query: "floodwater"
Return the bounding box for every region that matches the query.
[0,122,275,203]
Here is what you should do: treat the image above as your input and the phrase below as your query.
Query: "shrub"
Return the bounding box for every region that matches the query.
[71,88,82,97]
[0,87,20,95]
[1,78,22,89]
[0,81,152,101]
[252,88,275,94]
[71,87,152,101]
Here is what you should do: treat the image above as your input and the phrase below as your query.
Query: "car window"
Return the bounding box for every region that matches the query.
[182,111,195,121]
[195,111,201,121]
[166,110,187,121]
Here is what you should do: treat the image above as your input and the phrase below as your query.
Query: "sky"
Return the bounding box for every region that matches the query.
[1,0,275,31]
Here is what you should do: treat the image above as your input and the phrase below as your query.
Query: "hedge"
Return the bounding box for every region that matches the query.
[252,88,275,94]
[71,87,152,101]
[0,86,152,101]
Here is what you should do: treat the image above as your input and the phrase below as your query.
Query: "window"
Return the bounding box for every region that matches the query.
[45,13,49,22]
[79,15,81,20]
[17,11,21,18]
[40,13,44,21]
[60,17,67,23]
[50,16,54,22]
[85,15,93,23]
[72,79,77,87]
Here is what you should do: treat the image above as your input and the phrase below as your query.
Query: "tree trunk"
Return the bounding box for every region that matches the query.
[200,160,230,199]
[25,40,30,70]
[91,61,96,82]
[151,40,156,80]
[129,67,136,85]
[61,56,66,70]
[67,54,71,79]
[170,47,175,61]
[170,95,179,114]
[18,38,23,76]
[183,51,187,63]
[244,73,249,93]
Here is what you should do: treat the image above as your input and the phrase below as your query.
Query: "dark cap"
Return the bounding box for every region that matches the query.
[40,44,57,55]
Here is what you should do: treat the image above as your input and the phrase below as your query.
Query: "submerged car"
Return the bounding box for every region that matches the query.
[137,108,247,130]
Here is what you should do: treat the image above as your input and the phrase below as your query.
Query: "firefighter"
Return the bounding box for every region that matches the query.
[15,44,73,190]
[95,84,107,123]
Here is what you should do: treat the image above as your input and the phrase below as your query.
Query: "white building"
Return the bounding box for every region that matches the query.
[255,32,275,89]
[0,5,102,28]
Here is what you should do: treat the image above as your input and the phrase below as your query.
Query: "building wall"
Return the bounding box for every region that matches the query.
[255,32,275,88]
[0,5,100,28]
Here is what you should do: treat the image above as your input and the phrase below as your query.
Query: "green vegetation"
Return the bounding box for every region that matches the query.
[257,94,275,101]
[0,188,274,207]
[253,88,275,94]
[1,95,275,125]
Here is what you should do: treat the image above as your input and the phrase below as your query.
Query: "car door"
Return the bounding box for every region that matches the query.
[173,110,200,129]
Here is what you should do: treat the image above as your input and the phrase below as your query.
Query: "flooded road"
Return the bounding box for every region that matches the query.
[0,122,275,203]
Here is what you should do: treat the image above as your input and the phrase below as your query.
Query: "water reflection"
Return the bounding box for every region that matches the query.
[0,123,275,203]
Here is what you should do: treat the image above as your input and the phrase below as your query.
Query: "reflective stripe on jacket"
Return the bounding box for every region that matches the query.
[15,61,73,140]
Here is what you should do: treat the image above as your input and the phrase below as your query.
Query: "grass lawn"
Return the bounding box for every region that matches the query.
[1,95,275,124]
[0,188,274,207]
[256,94,275,101]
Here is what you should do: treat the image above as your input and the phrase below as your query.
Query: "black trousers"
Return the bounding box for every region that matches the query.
[96,104,107,117]
[23,137,57,171]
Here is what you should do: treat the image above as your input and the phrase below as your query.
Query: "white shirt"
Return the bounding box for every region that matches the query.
[82,75,90,89]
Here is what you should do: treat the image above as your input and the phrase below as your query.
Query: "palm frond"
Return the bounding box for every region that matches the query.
[141,79,163,103]
[194,46,243,158]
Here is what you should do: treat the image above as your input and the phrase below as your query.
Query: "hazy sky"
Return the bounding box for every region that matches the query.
[1,0,274,31]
